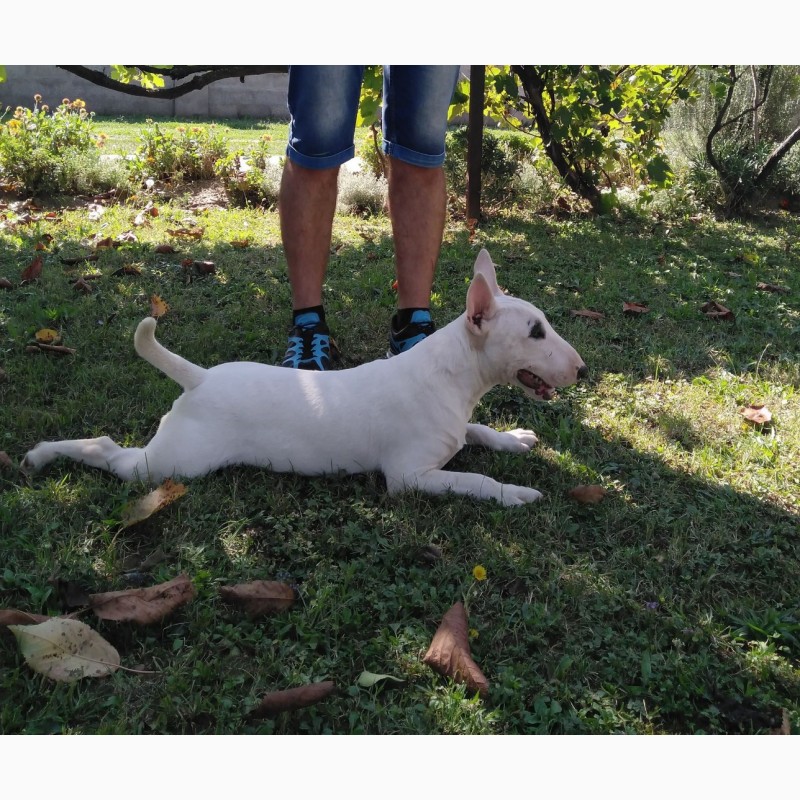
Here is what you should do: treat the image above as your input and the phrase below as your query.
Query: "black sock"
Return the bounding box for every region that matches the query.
[394,307,430,329]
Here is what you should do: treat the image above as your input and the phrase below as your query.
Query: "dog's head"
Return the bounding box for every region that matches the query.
[465,249,587,400]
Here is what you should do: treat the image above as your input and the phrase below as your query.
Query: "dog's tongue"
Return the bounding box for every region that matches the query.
[517,369,554,399]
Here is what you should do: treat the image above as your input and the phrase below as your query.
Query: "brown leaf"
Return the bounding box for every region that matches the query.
[154,244,178,254]
[194,260,216,274]
[252,681,336,717]
[0,451,14,470]
[28,343,76,356]
[94,236,114,250]
[90,574,196,625]
[149,294,169,319]
[112,265,142,276]
[121,477,186,528]
[568,485,607,504]
[219,581,295,617]
[740,404,772,425]
[0,609,51,627]
[0,277,13,290]
[34,241,48,251]
[571,309,605,320]
[230,238,251,249]
[623,302,649,315]
[168,227,204,240]
[423,602,489,698]
[20,255,43,283]
[701,301,735,321]
[148,205,159,218]
[756,281,789,294]
[72,276,93,294]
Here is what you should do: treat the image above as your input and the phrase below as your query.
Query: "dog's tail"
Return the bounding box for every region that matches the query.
[134,317,207,391]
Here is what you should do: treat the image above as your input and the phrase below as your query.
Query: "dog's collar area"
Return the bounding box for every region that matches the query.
[516,369,554,399]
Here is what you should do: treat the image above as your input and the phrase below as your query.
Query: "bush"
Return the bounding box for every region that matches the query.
[215,135,283,207]
[131,121,229,182]
[336,169,387,215]
[0,96,107,194]
[444,126,526,207]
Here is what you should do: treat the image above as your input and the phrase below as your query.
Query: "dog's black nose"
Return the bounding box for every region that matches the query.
[577,365,589,381]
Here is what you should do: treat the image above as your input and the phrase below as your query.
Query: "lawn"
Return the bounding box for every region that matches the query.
[1,118,799,734]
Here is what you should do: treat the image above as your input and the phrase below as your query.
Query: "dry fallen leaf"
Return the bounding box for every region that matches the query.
[219,581,295,617]
[740,404,772,425]
[72,276,93,294]
[90,574,196,625]
[154,244,178,254]
[230,238,251,249]
[9,617,120,683]
[35,328,60,344]
[94,236,114,250]
[121,478,186,528]
[27,343,76,356]
[423,602,489,698]
[623,302,650,315]
[756,282,790,294]
[568,485,607,504]
[0,277,13,290]
[60,253,99,266]
[0,451,14,470]
[149,294,169,319]
[0,609,51,627]
[701,301,735,321]
[20,255,43,283]
[571,309,605,321]
[252,681,337,717]
[168,227,204,240]
[112,265,142,276]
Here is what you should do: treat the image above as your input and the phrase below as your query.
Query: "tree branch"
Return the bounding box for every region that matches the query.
[56,66,288,100]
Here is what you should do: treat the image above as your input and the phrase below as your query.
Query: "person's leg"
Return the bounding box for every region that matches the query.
[280,66,364,368]
[382,66,461,354]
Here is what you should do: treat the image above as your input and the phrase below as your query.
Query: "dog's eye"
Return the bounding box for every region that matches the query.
[529,321,545,339]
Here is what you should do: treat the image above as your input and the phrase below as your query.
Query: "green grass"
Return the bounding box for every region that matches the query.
[1,119,799,734]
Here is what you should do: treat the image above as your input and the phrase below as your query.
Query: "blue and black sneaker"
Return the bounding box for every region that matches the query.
[388,309,436,356]
[281,311,339,370]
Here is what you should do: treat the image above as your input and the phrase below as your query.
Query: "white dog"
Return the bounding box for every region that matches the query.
[23,249,587,506]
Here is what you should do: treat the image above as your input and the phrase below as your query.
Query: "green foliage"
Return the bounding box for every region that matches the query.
[130,120,229,182]
[444,126,528,207]
[472,66,698,212]
[214,134,283,206]
[110,66,166,91]
[0,96,109,194]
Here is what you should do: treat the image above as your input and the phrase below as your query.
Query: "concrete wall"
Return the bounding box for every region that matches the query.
[0,66,290,119]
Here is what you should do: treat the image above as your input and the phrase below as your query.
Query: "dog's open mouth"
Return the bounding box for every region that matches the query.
[516,369,554,400]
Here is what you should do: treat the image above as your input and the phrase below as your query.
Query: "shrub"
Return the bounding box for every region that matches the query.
[0,96,106,194]
[215,135,283,207]
[131,121,229,182]
[444,126,525,208]
[336,169,387,215]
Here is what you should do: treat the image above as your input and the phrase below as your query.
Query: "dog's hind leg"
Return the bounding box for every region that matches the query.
[386,468,543,506]
[465,424,538,452]
[22,436,149,481]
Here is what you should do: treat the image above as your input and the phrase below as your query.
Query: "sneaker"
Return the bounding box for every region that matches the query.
[281,312,339,370]
[388,309,436,356]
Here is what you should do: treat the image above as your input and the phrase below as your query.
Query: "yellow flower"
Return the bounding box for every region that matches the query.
[469,628,479,640]
[472,565,487,582]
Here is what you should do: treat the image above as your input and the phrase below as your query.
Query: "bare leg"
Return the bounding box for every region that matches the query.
[279,159,340,308]
[387,157,447,309]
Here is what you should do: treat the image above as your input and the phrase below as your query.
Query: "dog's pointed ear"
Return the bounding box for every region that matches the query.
[466,271,497,336]
[473,249,501,296]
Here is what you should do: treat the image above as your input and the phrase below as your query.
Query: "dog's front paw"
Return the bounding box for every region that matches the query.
[505,429,539,452]
[498,484,543,506]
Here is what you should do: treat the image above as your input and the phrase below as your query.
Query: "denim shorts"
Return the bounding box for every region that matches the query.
[286,65,461,170]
